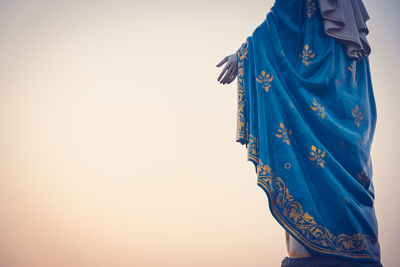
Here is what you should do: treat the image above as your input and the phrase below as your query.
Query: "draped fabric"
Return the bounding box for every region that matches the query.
[235,0,381,265]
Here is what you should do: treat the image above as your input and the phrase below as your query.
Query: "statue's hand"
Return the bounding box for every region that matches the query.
[216,53,238,84]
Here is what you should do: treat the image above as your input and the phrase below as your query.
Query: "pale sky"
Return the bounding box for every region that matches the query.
[0,0,398,266]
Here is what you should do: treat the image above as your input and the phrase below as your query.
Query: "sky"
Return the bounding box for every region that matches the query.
[0,0,399,266]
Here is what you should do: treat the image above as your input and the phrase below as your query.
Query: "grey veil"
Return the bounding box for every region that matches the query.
[317,0,371,61]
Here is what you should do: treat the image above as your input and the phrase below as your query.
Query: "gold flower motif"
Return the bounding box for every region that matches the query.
[352,105,363,128]
[348,60,357,83]
[276,122,292,145]
[256,70,274,92]
[306,0,317,18]
[299,44,315,66]
[308,145,326,168]
[357,168,370,188]
[310,97,326,119]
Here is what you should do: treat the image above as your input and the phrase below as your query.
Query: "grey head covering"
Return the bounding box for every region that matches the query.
[318,0,371,61]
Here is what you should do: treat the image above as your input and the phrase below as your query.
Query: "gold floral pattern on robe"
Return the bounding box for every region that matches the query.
[310,97,326,119]
[352,105,363,128]
[276,122,292,145]
[357,168,370,188]
[256,70,274,92]
[306,0,317,18]
[348,60,357,83]
[308,145,326,168]
[300,44,315,66]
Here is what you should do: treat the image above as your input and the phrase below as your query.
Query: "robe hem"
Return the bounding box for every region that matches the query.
[237,149,380,262]
[235,135,379,262]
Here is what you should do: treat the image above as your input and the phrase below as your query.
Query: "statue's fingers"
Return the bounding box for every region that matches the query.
[216,56,228,67]
[217,65,228,81]
[225,73,234,84]
[221,67,233,84]
[227,67,236,80]
[224,71,234,84]
[227,63,237,75]
[229,69,239,83]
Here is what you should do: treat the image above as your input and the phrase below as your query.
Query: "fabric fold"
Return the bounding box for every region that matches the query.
[318,0,371,61]
[235,0,381,264]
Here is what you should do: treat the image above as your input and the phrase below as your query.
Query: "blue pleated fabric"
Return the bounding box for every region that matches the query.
[235,0,381,265]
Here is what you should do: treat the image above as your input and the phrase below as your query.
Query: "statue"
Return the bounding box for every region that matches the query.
[217,1,383,266]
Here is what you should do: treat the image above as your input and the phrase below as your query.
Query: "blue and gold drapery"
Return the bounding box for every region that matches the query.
[236,0,381,264]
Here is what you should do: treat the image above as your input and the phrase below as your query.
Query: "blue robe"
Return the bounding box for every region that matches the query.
[235,0,381,264]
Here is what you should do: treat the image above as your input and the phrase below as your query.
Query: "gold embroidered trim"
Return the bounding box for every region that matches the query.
[255,160,379,259]
[247,134,259,164]
[236,41,249,142]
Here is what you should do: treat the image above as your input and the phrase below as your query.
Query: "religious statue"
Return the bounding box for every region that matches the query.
[216,1,383,266]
